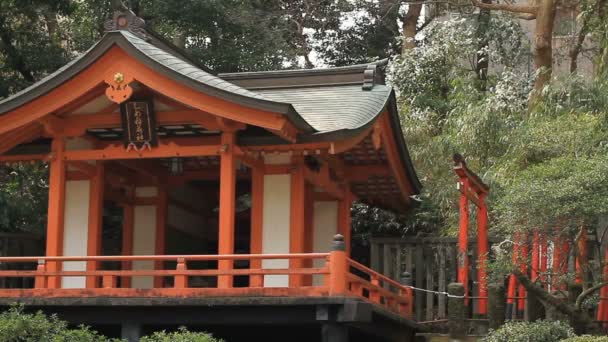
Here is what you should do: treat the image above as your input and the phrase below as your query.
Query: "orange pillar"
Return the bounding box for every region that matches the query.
[575,227,587,285]
[121,189,134,288]
[154,188,168,288]
[517,233,528,317]
[476,194,488,315]
[338,191,353,257]
[506,232,520,319]
[249,164,264,287]
[289,156,306,287]
[597,248,608,327]
[540,234,548,285]
[552,230,563,292]
[218,132,236,288]
[531,231,540,281]
[86,161,105,288]
[46,138,66,289]
[457,178,469,301]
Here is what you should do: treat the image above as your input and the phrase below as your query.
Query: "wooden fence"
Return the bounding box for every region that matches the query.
[370,236,501,321]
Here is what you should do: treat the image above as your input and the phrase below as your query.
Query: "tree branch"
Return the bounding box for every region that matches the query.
[575,281,608,311]
[470,0,538,14]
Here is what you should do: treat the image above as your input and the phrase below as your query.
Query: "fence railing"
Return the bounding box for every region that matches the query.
[0,235,414,319]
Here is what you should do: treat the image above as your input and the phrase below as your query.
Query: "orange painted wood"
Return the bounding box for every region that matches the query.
[0,253,330,263]
[121,197,134,288]
[174,258,187,288]
[66,171,90,181]
[457,178,469,302]
[517,233,528,313]
[34,262,47,289]
[328,248,347,296]
[0,154,49,163]
[45,138,67,289]
[338,191,353,256]
[0,47,300,141]
[86,162,105,288]
[289,157,306,287]
[154,189,168,288]
[575,227,587,284]
[476,194,488,315]
[218,132,237,288]
[378,112,415,200]
[62,110,223,137]
[63,142,221,161]
[102,275,117,289]
[249,165,264,287]
[302,184,314,286]
[264,164,291,175]
[0,287,330,299]
[0,123,43,154]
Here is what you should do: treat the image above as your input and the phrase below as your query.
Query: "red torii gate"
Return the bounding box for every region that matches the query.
[453,154,490,315]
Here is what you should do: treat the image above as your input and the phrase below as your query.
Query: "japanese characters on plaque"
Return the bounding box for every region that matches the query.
[120,100,158,151]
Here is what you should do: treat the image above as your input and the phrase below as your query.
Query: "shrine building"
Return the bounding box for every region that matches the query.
[0,9,422,342]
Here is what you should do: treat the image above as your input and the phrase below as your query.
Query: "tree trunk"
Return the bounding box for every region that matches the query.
[401,2,422,53]
[569,15,590,74]
[475,1,491,90]
[531,0,557,98]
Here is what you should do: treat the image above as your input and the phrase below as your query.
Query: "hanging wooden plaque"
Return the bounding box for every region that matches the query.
[120,100,158,151]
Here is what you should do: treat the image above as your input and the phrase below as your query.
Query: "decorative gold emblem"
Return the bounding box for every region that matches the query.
[114,72,125,84]
[104,71,134,104]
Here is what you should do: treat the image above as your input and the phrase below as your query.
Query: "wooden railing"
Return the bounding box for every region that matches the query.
[0,235,414,319]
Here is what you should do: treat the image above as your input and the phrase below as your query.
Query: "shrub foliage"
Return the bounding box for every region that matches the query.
[482,320,575,342]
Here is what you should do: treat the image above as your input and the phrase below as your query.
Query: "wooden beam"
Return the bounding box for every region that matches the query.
[86,162,105,288]
[46,138,67,289]
[61,110,224,137]
[0,154,49,163]
[0,123,43,154]
[378,113,413,203]
[344,164,391,182]
[63,142,222,161]
[302,162,344,200]
[68,161,96,177]
[218,132,236,288]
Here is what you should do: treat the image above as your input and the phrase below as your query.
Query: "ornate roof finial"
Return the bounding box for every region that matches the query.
[104,1,148,40]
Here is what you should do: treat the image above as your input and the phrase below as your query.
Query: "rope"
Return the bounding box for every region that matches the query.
[403,285,466,298]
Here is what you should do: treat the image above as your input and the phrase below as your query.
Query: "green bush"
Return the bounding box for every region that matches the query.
[482,320,575,342]
[140,327,223,342]
[0,306,118,342]
[560,337,608,342]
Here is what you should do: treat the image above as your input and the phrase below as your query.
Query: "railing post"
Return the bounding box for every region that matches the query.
[369,275,381,303]
[328,234,347,296]
[35,260,46,289]
[448,283,467,339]
[174,257,187,289]
[400,271,414,317]
[102,275,116,289]
[488,282,506,330]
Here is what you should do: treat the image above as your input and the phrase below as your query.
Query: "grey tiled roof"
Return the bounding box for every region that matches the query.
[254,85,392,132]
[120,31,268,101]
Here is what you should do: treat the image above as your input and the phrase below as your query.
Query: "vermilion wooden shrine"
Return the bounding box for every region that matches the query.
[0,9,422,342]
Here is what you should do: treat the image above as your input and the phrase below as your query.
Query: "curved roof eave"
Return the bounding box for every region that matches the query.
[0,32,315,133]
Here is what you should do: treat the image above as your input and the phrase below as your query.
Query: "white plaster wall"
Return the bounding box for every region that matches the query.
[313,201,338,285]
[262,174,291,287]
[131,186,158,288]
[62,180,91,289]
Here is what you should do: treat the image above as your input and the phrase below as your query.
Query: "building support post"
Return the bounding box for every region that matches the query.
[337,191,353,257]
[154,188,168,288]
[86,161,105,288]
[517,233,528,318]
[476,193,488,316]
[289,156,306,287]
[457,179,469,302]
[218,132,236,288]
[250,164,264,287]
[46,138,66,289]
[121,188,135,288]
